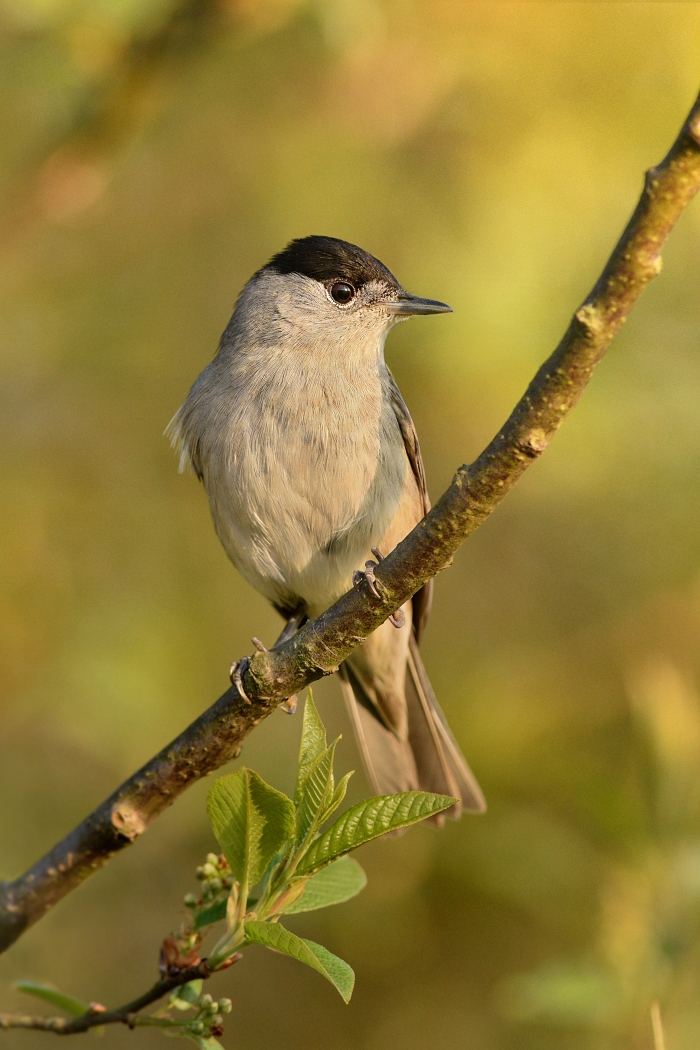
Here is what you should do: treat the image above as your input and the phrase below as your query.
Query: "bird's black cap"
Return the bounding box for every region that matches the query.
[263,236,400,290]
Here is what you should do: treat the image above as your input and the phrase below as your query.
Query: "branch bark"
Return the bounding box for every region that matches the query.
[2,90,699,956]
[0,960,214,1034]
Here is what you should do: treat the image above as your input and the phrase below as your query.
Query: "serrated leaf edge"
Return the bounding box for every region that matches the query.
[296,792,457,875]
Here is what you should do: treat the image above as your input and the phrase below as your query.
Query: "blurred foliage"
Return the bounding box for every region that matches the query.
[1,2,700,1048]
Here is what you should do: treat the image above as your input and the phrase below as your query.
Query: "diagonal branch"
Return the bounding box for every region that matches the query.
[2,89,699,956]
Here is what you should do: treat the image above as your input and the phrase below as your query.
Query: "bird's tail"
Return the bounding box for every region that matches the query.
[338,636,486,822]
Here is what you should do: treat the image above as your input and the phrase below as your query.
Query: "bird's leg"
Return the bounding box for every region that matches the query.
[353,547,405,628]
[273,608,307,647]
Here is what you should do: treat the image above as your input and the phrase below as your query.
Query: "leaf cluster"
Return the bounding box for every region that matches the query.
[10,692,456,1043]
[197,692,456,1002]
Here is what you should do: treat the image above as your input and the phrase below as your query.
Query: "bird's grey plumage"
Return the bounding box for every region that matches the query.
[168,235,485,817]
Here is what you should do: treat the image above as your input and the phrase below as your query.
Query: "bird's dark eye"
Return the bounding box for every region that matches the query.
[330,281,355,304]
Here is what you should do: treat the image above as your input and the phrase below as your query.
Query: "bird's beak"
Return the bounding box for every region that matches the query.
[384,292,453,315]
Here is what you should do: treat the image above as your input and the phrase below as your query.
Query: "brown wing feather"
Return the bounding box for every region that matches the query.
[386,368,432,643]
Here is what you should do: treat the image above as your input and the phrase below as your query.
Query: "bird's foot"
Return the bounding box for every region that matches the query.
[353,547,404,628]
[229,656,251,703]
[353,555,382,599]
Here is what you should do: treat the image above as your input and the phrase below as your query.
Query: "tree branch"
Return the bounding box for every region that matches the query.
[0,961,213,1034]
[2,89,699,956]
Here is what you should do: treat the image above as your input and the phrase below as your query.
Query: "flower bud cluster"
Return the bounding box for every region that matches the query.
[184,853,234,911]
[186,994,232,1040]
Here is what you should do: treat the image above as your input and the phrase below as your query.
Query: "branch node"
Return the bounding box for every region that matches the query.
[644,166,661,194]
[517,429,548,458]
[111,803,147,842]
[575,303,604,338]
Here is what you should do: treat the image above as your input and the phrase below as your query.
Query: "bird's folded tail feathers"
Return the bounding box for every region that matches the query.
[406,635,486,815]
[338,640,486,825]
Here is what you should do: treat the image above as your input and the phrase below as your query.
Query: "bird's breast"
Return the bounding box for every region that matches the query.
[200,356,409,615]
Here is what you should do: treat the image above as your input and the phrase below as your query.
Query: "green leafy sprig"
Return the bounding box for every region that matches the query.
[3,692,456,1042]
[198,692,455,999]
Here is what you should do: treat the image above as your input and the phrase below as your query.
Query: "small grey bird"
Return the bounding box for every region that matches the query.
[169,236,485,818]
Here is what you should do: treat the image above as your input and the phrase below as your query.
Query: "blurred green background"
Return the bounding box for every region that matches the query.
[1,2,700,1047]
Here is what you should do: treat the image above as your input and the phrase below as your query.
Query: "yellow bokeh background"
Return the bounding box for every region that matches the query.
[1,3,700,1048]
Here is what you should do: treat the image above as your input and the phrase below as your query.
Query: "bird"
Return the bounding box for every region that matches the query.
[168,236,485,819]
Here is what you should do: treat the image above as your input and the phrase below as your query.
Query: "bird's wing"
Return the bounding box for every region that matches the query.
[386,368,432,643]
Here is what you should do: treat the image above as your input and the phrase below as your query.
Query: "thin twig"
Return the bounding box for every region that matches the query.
[0,962,211,1034]
[651,1001,666,1050]
[1,90,699,956]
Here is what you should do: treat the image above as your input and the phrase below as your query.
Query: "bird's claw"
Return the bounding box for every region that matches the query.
[353,547,404,628]
[280,694,298,715]
[229,656,251,703]
[353,558,382,599]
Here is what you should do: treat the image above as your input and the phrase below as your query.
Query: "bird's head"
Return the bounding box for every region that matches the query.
[229,235,452,357]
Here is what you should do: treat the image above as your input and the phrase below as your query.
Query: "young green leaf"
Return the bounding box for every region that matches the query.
[180,1033,225,1049]
[172,978,202,1003]
[283,856,367,914]
[296,792,458,875]
[193,900,227,930]
[257,848,285,894]
[207,769,294,886]
[301,940,355,1004]
[294,691,327,805]
[192,893,259,930]
[319,770,352,824]
[14,981,90,1017]
[244,920,354,1003]
[295,740,337,845]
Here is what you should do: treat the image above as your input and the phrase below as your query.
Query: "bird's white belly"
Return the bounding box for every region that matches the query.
[202,371,408,617]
